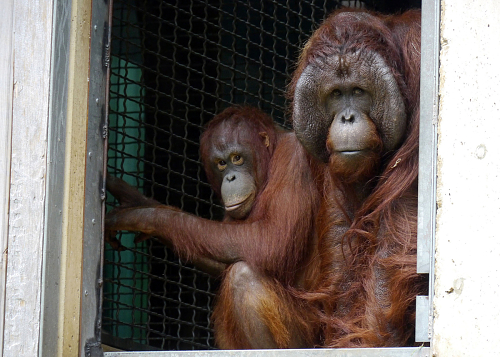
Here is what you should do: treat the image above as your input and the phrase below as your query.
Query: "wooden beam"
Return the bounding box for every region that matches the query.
[3,0,53,355]
[40,0,93,356]
[59,0,93,355]
[0,0,14,355]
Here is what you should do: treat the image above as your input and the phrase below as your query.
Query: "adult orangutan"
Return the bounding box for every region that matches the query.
[105,106,321,349]
[289,9,426,347]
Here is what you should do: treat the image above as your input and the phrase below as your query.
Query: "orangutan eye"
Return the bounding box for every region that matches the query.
[353,87,364,95]
[232,155,244,165]
[217,160,227,171]
[332,89,342,97]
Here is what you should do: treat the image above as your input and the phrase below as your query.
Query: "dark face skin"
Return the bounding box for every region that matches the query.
[209,140,257,220]
[325,82,377,172]
[293,51,406,181]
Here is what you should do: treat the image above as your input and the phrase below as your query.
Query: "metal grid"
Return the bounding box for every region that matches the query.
[103,0,420,351]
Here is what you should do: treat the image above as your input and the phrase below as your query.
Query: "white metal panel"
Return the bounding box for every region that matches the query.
[418,0,440,275]
[105,347,430,357]
[415,0,440,344]
[434,0,500,355]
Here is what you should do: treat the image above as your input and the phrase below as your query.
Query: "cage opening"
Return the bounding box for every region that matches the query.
[104,0,421,351]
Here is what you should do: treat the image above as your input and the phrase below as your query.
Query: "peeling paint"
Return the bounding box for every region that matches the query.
[474,144,487,159]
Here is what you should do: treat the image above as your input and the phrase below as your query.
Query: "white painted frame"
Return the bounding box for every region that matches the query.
[2,0,54,355]
[0,0,15,354]
[415,0,440,344]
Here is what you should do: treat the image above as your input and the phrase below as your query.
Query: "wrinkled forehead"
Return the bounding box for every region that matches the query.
[208,120,254,155]
[297,50,389,91]
[307,50,378,75]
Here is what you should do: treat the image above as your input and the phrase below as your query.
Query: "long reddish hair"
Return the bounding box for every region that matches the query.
[288,9,425,347]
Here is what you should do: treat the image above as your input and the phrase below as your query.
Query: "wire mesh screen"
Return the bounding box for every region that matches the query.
[103,0,419,351]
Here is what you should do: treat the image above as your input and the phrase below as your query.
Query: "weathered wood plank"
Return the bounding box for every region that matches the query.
[3,0,53,355]
[0,0,15,355]
[60,0,92,355]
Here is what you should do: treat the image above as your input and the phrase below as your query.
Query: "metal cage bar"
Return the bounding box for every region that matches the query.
[415,0,440,344]
[83,0,113,355]
[105,347,430,357]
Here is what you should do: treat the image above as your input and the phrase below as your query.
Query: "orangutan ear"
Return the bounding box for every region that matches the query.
[259,132,270,148]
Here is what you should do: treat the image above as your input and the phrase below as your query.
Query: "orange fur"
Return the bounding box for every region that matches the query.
[288,9,426,347]
[106,107,322,349]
